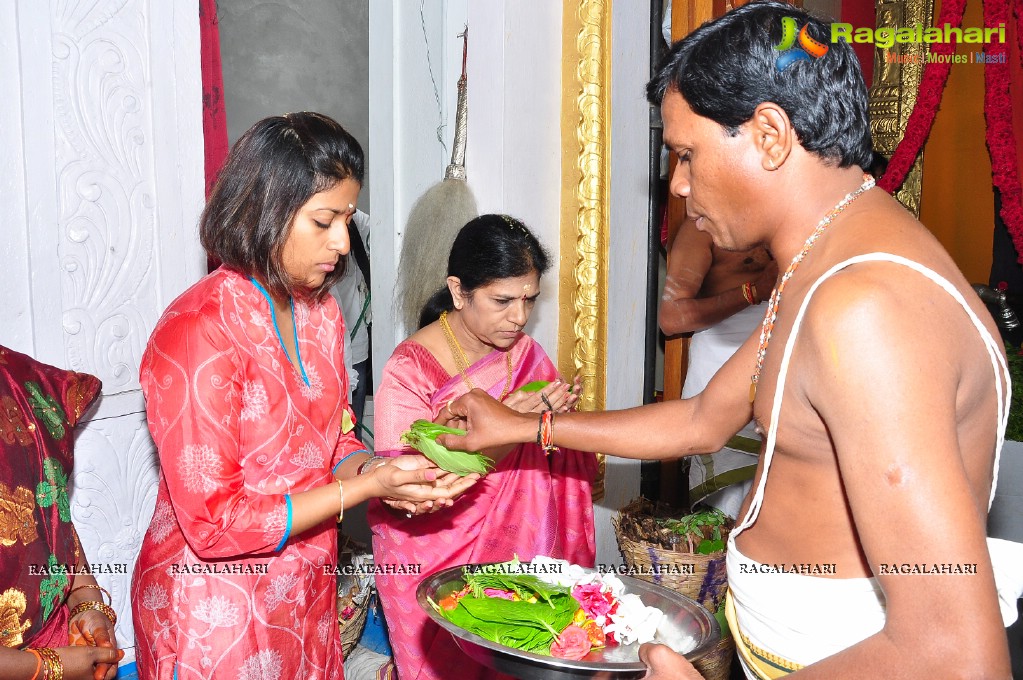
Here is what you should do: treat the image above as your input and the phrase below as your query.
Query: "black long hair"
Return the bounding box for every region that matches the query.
[418,214,550,328]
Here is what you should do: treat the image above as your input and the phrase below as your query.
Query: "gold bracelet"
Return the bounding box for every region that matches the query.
[37,647,63,680]
[68,600,117,626]
[336,479,344,523]
[68,583,112,605]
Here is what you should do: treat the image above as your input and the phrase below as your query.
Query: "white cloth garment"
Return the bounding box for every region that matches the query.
[727,253,1023,677]
[684,302,765,518]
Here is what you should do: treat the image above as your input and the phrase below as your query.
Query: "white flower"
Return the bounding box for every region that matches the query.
[141,584,169,611]
[289,442,324,469]
[179,444,222,494]
[605,592,663,645]
[298,364,324,400]
[238,649,282,680]
[193,595,240,628]
[149,500,177,543]
[264,573,299,612]
[530,555,590,587]
[317,610,332,644]
[240,381,269,421]
[262,503,288,545]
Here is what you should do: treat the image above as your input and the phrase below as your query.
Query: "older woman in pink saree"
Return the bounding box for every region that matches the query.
[369,214,598,680]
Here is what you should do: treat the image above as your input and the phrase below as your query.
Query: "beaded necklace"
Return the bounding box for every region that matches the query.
[439,310,514,401]
[749,174,875,403]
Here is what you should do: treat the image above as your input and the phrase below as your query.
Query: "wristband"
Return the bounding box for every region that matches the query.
[336,479,344,523]
[741,282,756,305]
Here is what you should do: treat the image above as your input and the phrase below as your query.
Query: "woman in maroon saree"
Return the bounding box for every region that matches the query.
[369,215,598,680]
[0,346,122,679]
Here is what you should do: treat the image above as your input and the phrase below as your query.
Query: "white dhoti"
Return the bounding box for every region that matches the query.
[683,303,765,518]
[725,254,1023,678]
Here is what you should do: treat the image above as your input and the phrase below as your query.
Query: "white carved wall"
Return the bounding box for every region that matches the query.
[0,0,206,654]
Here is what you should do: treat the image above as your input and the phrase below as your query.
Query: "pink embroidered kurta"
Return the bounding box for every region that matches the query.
[369,336,598,680]
[132,268,363,680]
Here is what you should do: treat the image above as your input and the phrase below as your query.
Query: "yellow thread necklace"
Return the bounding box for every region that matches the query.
[440,310,514,401]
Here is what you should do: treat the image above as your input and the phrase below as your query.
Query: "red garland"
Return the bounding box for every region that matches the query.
[985,0,1023,262]
[877,0,968,194]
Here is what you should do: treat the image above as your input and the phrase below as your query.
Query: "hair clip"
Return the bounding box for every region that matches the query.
[500,214,529,235]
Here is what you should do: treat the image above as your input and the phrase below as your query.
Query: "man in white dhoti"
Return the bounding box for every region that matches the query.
[443,2,1023,677]
[660,216,776,517]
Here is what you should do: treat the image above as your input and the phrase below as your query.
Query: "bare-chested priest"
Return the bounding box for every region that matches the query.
[661,217,777,517]
[441,2,1021,678]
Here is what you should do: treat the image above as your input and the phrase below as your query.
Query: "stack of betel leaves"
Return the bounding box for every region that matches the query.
[400,419,493,476]
[429,556,665,660]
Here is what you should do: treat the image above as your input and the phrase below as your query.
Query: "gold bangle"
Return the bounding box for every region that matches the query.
[68,600,117,626]
[37,647,63,680]
[336,479,344,524]
[68,583,112,605]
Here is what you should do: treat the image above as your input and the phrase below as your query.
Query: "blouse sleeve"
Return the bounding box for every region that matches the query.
[140,311,289,558]
[373,344,437,453]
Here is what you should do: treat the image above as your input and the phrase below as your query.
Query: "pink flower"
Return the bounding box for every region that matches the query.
[550,624,592,660]
[483,588,517,601]
[572,583,614,619]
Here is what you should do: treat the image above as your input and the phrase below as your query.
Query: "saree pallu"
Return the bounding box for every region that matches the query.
[369,335,597,680]
[0,345,101,650]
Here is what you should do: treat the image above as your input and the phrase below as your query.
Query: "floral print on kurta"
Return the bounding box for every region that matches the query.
[132,268,363,680]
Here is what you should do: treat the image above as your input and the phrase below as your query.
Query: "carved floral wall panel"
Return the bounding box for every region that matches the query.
[52,0,160,393]
[71,414,160,645]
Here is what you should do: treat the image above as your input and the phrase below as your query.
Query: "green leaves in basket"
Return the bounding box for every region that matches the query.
[514,380,550,393]
[400,419,493,476]
[660,507,729,554]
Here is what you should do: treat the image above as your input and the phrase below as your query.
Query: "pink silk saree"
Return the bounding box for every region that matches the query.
[369,335,597,680]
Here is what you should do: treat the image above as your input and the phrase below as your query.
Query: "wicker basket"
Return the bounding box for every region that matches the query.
[337,581,370,658]
[336,534,373,658]
[613,497,733,680]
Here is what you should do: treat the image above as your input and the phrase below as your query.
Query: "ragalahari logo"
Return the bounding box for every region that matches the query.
[774,17,829,71]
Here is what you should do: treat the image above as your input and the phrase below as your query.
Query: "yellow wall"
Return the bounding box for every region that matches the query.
[918,0,994,284]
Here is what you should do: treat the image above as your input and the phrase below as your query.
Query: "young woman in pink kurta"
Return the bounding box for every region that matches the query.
[132,113,476,680]
[370,215,598,680]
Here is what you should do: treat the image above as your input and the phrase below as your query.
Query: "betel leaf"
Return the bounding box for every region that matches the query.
[400,419,494,476]
[464,562,569,607]
[696,538,725,554]
[515,380,550,393]
[439,590,580,653]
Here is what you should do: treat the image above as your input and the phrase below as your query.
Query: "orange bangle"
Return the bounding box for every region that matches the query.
[25,649,41,680]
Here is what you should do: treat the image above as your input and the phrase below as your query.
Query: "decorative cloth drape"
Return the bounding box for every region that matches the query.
[199,0,229,198]
[878,0,1023,263]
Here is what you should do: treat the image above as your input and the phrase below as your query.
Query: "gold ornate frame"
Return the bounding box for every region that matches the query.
[869,0,934,216]
[559,0,611,501]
